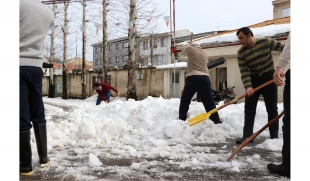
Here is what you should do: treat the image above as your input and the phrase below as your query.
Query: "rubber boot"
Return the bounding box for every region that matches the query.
[20,130,33,175]
[33,123,50,167]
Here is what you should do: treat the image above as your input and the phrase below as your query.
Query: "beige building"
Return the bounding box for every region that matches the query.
[273,0,290,19]
[173,17,290,103]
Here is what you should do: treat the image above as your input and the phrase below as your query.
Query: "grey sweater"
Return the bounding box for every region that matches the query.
[20,0,54,67]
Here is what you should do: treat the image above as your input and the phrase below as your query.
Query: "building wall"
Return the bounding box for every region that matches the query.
[108,68,165,100]
[273,0,290,19]
[93,40,139,70]
[42,77,49,95]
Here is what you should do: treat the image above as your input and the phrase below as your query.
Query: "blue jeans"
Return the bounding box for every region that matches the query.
[96,90,111,105]
[20,66,46,131]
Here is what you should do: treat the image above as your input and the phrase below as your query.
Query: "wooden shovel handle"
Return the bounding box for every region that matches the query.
[217,79,274,111]
[227,111,284,161]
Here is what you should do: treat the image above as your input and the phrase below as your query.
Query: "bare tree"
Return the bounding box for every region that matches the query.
[48,3,56,98]
[127,0,137,100]
[106,0,163,100]
[81,0,87,99]
[102,0,108,82]
[62,1,69,99]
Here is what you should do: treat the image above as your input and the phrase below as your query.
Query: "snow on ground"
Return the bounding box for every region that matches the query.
[30,95,286,180]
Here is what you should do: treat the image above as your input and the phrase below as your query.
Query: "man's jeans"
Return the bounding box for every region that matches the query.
[20,66,46,131]
[96,90,111,105]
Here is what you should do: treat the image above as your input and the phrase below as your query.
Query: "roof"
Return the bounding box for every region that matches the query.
[272,0,290,5]
[66,58,93,65]
[177,17,290,48]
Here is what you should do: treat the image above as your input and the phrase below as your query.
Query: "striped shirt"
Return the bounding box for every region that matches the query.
[181,46,209,77]
[237,38,285,88]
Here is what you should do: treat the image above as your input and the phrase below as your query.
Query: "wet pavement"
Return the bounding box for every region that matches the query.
[20,138,290,181]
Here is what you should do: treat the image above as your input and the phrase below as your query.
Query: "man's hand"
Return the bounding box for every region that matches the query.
[246,87,254,96]
[273,67,285,86]
[117,92,120,96]
[53,64,61,69]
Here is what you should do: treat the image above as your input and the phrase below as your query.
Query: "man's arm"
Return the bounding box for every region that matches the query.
[274,33,290,86]
[101,83,119,94]
[237,53,252,89]
[269,38,285,52]
[277,33,290,69]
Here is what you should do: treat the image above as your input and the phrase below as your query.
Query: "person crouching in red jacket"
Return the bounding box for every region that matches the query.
[93,82,120,105]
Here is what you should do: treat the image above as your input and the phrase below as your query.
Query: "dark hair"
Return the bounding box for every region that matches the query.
[93,82,100,89]
[236,27,254,37]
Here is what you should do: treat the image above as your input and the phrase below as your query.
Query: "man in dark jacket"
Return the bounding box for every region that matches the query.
[93,82,120,105]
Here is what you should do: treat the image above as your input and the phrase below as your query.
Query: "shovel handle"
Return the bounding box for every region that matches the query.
[217,79,274,111]
[227,111,284,161]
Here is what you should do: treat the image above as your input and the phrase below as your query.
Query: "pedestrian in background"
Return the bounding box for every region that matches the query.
[93,82,120,105]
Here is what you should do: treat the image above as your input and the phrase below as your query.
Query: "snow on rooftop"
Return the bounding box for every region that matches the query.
[178,23,290,46]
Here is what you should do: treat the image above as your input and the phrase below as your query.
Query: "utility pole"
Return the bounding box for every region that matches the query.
[150,32,153,66]
[62,1,69,100]
[48,3,56,98]
[102,0,108,82]
[81,0,87,99]
[76,31,77,58]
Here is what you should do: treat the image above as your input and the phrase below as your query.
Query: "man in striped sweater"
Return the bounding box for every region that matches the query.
[235,27,285,144]
[178,42,221,124]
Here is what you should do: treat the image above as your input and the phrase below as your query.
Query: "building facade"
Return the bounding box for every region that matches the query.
[272,0,290,19]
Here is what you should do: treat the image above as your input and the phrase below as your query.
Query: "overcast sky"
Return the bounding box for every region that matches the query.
[156,0,274,33]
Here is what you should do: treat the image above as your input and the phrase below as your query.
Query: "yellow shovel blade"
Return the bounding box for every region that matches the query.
[188,108,218,126]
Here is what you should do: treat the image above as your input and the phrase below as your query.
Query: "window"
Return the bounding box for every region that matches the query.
[153,39,158,48]
[122,42,129,48]
[281,8,290,17]
[116,43,120,50]
[161,38,166,47]
[162,55,167,64]
[109,57,112,63]
[100,47,103,52]
[95,47,99,53]
[109,45,112,51]
[143,57,148,65]
[123,55,128,62]
[116,56,119,63]
[95,59,100,66]
[156,56,162,65]
[143,41,148,50]
[171,72,179,83]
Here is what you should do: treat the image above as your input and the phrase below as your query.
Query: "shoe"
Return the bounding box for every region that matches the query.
[34,123,50,167]
[20,130,33,175]
[267,163,290,178]
[236,137,253,144]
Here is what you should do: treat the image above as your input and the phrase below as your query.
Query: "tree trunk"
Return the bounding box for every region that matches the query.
[62,2,69,100]
[48,3,56,98]
[127,0,137,100]
[82,0,86,99]
[102,0,108,82]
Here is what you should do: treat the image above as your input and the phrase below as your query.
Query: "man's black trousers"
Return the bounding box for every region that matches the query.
[20,66,46,131]
[282,69,290,171]
[243,70,279,138]
[179,75,221,124]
